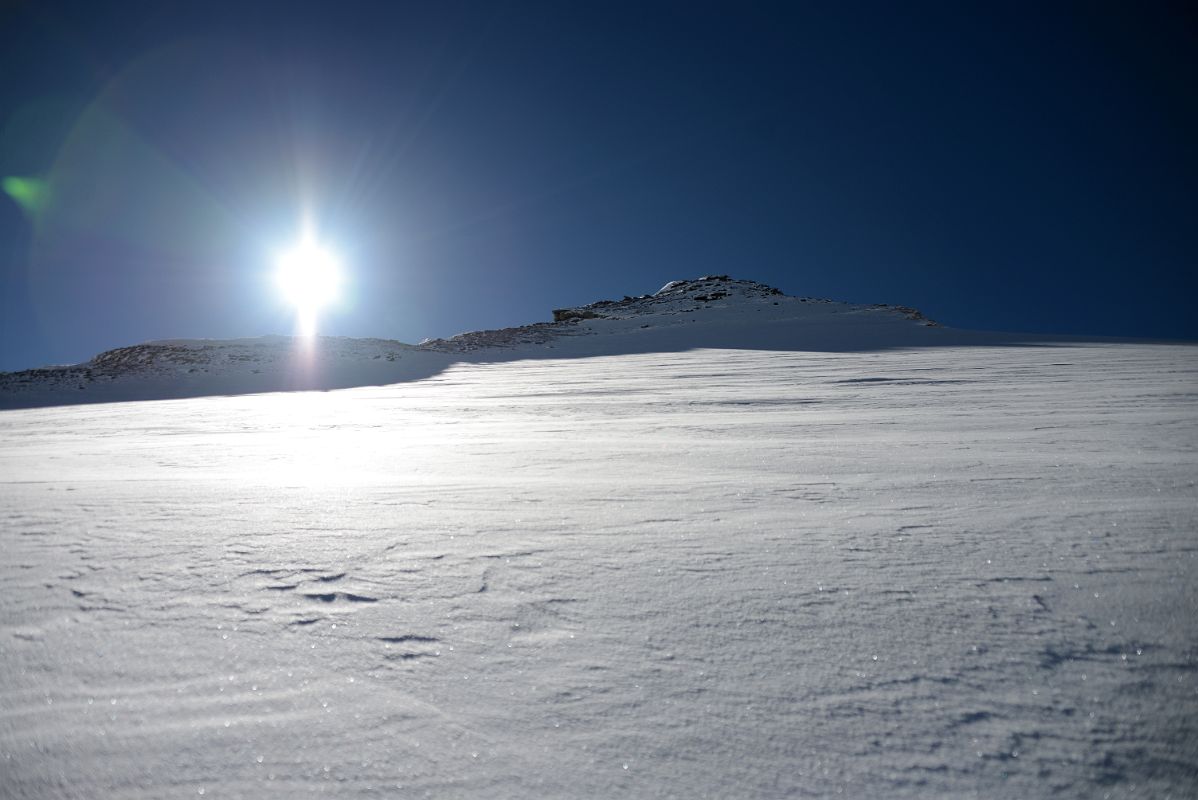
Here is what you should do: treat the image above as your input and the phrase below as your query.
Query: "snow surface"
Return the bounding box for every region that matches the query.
[2,277,1197,797]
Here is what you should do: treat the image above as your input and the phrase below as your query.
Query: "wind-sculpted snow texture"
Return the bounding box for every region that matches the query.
[1,279,1197,798]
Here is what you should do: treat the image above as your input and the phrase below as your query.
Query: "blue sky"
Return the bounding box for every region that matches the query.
[1,1,1195,370]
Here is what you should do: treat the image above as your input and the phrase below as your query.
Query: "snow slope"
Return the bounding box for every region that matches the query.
[0,277,1074,410]
[1,277,1196,798]
[0,336,446,410]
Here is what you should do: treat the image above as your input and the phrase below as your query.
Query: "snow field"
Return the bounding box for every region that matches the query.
[1,341,1196,798]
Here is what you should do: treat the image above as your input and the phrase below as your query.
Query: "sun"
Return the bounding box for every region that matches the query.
[275,237,341,336]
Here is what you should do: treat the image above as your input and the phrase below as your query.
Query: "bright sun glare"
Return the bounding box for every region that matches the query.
[276,238,341,337]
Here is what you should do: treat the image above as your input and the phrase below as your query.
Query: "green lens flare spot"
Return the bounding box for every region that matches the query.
[2,176,50,218]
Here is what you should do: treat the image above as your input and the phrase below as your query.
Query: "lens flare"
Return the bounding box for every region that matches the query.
[2,176,50,219]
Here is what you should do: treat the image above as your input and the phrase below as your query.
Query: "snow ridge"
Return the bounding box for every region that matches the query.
[0,337,415,398]
[417,275,936,353]
[0,276,939,407]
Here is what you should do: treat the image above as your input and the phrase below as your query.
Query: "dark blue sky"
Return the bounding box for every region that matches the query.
[1,1,1195,370]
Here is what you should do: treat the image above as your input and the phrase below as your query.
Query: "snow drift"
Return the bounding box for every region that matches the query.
[1,276,1196,798]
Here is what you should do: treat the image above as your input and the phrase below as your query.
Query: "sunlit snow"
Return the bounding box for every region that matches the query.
[1,278,1195,797]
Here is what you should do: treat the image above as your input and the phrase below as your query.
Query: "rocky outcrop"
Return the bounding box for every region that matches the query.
[551,308,602,322]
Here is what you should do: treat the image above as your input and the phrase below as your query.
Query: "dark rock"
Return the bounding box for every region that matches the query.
[552,308,603,322]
